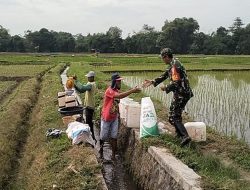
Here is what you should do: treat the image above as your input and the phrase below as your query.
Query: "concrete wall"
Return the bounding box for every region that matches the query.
[118,123,202,190]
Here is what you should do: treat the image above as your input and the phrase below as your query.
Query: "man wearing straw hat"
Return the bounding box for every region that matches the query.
[143,48,193,146]
[74,71,97,143]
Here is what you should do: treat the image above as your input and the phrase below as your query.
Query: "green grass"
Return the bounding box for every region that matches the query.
[0,78,39,188]
[0,65,52,77]
[142,134,250,189]
[0,81,17,90]
[0,81,18,100]
[12,63,103,190]
[0,54,50,64]
[205,129,250,172]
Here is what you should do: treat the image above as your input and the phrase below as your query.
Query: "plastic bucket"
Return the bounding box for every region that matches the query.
[184,122,206,141]
[58,106,84,122]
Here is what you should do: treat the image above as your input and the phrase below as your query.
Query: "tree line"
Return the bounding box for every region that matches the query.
[0,17,250,54]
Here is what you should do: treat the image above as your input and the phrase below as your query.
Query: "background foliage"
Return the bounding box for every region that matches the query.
[1,17,250,54]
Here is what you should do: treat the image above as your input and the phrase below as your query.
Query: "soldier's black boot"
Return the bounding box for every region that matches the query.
[174,122,191,146]
[181,136,191,147]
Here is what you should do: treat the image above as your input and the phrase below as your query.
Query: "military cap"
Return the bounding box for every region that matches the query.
[160,48,173,58]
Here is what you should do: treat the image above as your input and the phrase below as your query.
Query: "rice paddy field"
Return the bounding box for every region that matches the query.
[123,71,250,144]
[0,53,250,189]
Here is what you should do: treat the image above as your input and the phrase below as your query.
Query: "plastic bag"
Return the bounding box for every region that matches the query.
[66,121,95,146]
[140,97,159,138]
[46,128,64,138]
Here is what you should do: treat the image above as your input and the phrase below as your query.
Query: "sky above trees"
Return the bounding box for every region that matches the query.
[0,0,250,38]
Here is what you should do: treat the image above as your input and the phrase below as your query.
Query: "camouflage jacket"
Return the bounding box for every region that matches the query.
[153,58,193,99]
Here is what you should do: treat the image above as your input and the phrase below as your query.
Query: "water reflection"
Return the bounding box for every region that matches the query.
[123,71,250,144]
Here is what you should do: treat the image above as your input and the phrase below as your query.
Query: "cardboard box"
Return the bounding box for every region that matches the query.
[65,95,77,107]
[58,92,66,108]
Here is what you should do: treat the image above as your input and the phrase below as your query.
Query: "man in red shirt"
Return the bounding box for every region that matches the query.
[99,73,141,160]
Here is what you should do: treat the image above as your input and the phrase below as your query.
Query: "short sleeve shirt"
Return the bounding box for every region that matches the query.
[101,87,119,121]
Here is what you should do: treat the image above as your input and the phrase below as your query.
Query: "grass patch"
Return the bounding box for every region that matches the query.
[0,81,18,102]
[142,134,250,189]
[0,78,39,189]
[203,129,250,172]
[13,63,103,190]
[0,65,52,77]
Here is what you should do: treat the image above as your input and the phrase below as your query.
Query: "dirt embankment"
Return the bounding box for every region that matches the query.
[0,77,41,188]
[0,64,57,189]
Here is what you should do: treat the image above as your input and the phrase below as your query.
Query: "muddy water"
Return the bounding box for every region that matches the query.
[60,67,139,190]
[94,127,139,190]
[60,66,69,88]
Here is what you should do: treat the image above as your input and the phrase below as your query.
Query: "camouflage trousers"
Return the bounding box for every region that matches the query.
[168,96,190,138]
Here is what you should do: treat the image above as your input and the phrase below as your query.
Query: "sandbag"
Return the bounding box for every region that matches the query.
[140,97,159,138]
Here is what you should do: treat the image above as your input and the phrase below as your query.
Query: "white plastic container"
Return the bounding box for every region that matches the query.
[184,122,206,142]
[126,102,141,128]
[119,98,133,119]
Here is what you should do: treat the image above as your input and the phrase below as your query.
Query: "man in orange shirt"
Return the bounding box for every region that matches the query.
[99,73,141,160]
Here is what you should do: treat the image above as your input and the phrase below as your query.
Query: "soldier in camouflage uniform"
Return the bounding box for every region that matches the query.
[143,48,193,146]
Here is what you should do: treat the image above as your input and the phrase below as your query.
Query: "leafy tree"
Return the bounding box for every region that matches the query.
[25,28,56,52]
[106,26,124,52]
[124,24,160,54]
[0,25,11,51]
[229,17,244,54]
[190,32,208,54]
[88,33,112,53]
[212,27,234,54]
[229,17,244,34]
[157,17,199,53]
[107,26,122,39]
[9,35,25,52]
[75,34,89,52]
[53,32,75,52]
[238,24,250,54]
[0,17,250,54]
[124,35,137,53]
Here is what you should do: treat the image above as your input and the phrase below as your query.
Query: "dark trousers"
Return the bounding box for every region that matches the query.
[85,107,96,140]
[168,97,190,138]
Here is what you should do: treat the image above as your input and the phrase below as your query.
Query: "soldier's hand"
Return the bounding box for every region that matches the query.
[142,79,153,88]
